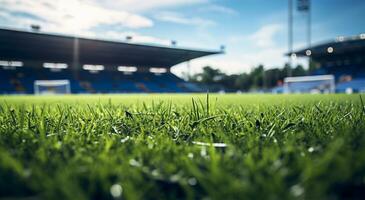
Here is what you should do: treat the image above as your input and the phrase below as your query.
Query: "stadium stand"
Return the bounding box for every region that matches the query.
[336,79,365,93]
[0,28,221,94]
[0,67,204,94]
[287,34,365,93]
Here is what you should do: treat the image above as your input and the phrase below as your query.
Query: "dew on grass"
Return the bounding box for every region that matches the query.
[23,169,32,178]
[188,177,197,186]
[200,146,207,157]
[170,174,181,182]
[151,169,159,177]
[290,184,304,197]
[120,136,130,143]
[129,159,141,167]
[110,184,123,198]
[272,160,282,170]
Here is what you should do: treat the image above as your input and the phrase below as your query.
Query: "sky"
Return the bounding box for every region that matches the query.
[0,0,365,77]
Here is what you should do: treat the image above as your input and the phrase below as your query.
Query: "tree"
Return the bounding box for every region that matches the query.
[250,65,264,89]
[235,73,251,91]
[293,64,307,76]
[199,66,223,84]
[188,63,310,91]
[265,68,281,88]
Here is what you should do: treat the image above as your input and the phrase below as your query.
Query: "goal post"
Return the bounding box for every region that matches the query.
[34,80,71,95]
[284,75,335,94]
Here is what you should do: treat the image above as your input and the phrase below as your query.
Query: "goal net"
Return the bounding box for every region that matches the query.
[284,75,335,94]
[34,80,71,95]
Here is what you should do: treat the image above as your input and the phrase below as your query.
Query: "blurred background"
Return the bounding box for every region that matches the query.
[0,0,364,94]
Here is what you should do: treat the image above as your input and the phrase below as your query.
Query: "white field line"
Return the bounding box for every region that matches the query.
[192,141,227,148]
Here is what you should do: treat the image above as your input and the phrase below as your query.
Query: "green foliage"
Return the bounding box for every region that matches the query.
[190,64,308,91]
[0,94,364,199]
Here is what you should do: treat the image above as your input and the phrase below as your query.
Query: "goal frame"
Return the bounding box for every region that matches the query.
[34,80,71,95]
[283,75,335,94]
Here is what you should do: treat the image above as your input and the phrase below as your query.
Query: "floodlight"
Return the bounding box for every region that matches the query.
[150,68,167,73]
[118,66,137,72]
[0,60,23,67]
[305,50,311,56]
[83,64,104,71]
[360,33,365,39]
[290,53,297,60]
[43,63,68,69]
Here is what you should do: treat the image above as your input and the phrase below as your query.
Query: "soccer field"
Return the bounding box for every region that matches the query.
[0,94,364,199]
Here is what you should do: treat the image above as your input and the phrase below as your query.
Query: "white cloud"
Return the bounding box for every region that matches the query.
[172,24,292,77]
[154,11,215,27]
[229,24,283,48]
[0,0,213,46]
[238,48,287,68]
[250,24,283,48]
[92,0,208,12]
[171,47,287,77]
[198,4,238,15]
[171,44,309,78]
[172,54,250,77]
[0,0,153,35]
[0,0,215,56]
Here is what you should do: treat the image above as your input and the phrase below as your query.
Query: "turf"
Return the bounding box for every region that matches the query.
[0,94,365,200]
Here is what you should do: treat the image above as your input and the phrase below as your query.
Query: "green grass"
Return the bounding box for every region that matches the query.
[0,94,365,199]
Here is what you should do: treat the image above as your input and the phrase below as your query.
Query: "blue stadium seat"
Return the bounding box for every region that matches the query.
[0,67,202,94]
[336,79,365,93]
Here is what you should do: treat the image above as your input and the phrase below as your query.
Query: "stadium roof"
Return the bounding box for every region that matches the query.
[0,28,222,68]
[288,34,365,57]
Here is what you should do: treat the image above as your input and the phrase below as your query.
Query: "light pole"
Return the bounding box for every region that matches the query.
[307,0,312,69]
[297,0,311,68]
[288,0,293,77]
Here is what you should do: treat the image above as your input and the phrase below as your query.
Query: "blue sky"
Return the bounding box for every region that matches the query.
[0,0,364,76]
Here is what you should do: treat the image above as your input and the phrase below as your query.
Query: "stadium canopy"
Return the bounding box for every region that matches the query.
[0,28,222,68]
[287,34,365,57]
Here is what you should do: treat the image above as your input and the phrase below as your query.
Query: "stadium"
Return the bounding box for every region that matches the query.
[284,34,365,93]
[1,0,365,199]
[0,28,222,94]
[2,27,364,95]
